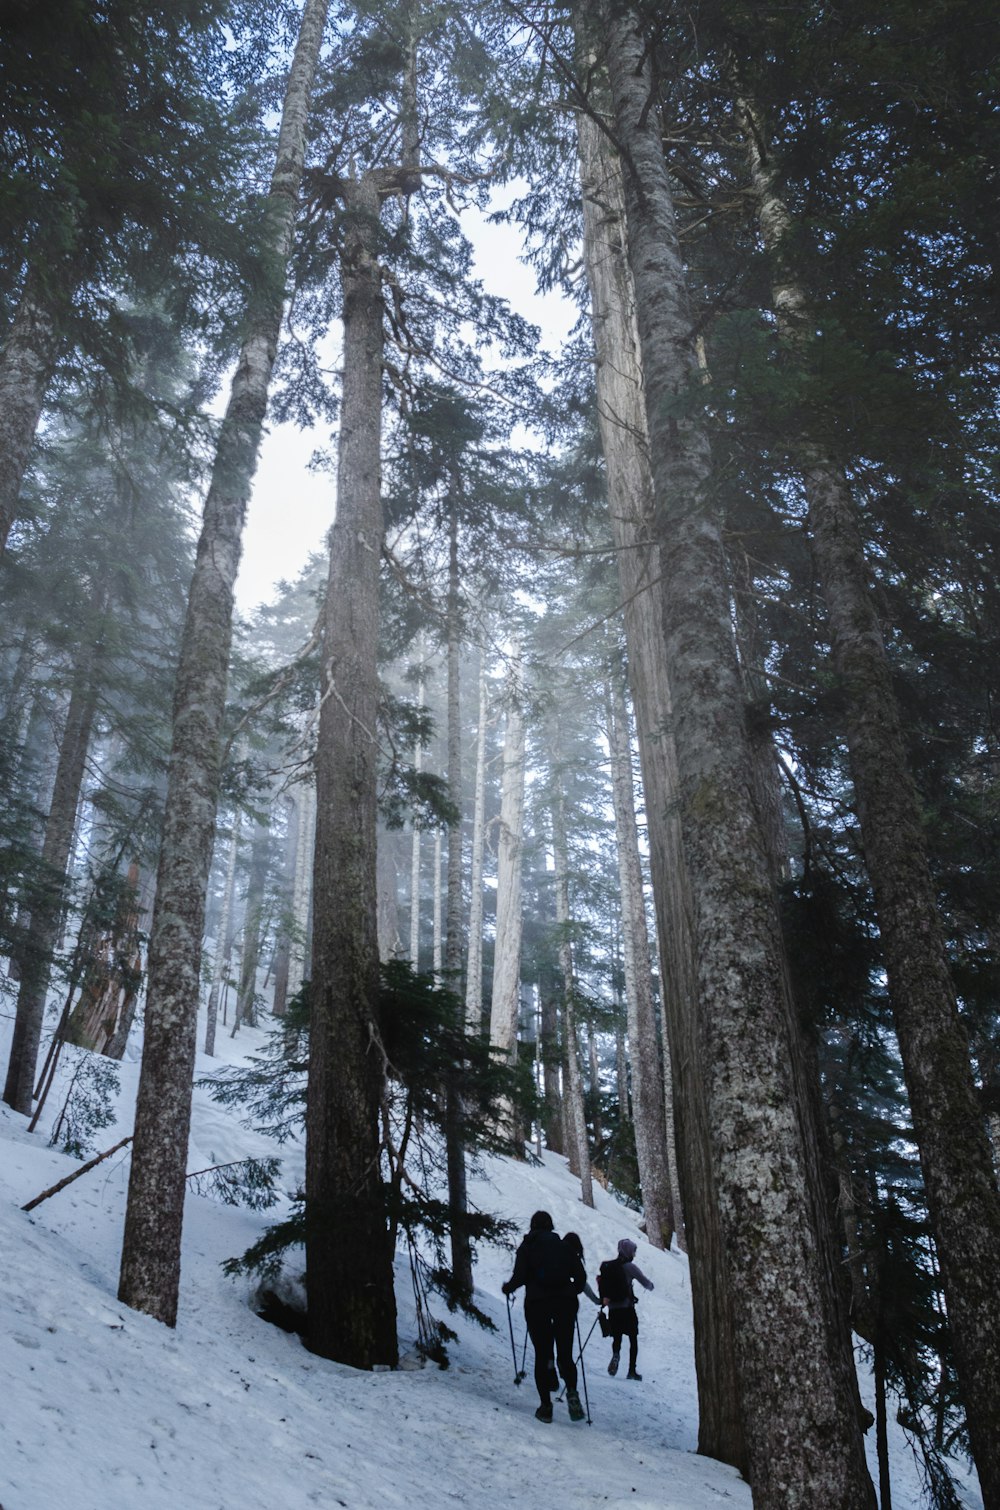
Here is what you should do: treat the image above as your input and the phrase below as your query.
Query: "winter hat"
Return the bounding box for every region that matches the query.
[617,1238,637,1260]
[530,1210,555,1232]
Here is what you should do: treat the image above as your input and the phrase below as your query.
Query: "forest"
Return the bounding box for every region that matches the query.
[1,0,998,1506]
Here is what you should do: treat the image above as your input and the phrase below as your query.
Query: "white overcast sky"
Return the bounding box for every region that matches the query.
[234,197,576,616]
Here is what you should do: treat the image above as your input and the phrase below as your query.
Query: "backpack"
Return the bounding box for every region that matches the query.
[528,1230,576,1293]
[598,1257,631,1306]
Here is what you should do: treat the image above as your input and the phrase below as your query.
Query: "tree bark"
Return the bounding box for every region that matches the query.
[550,774,594,1208]
[66,859,143,1057]
[432,826,443,975]
[376,823,402,962]
[605,662,673,1247]
[540,974,564,1154]
[286,780,315,1001]
[738,88,1000,1505]
[445,505,464,991]
[409,675,424,966]
[0,266,66,558]
[118,0,330,1327]
[464,651,488,1031]
[488,648,526,1062]
[231,809,270,1034]
[575,98,741,1464]
[4,648,100,1112]
[305,171,398,1369]
[271,796,298,1014]
[443,503,474,1296]
[205,809,239,1057]
[598,6,876,1502]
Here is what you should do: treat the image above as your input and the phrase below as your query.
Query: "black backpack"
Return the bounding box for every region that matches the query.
[598,1257,631,1305]
[528,1230,575,1292]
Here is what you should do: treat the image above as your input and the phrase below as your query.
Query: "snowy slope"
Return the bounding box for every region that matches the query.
[0,1014,983,1510]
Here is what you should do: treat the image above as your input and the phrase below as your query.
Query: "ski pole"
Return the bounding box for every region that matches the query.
[519,1320,529,1385]
[506,1294,524,1385]
[576,1316,592,1425]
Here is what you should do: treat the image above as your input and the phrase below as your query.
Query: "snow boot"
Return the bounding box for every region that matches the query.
[627,1369,642,1381]
[535,1402,553,1423]
[608,1352,620,1376]
[566,1388,585,1422]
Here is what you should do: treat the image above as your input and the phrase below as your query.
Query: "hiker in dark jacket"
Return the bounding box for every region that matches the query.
[502,1210,587,1423]
[598,1236,654,1380]
[563,1232,600,1307]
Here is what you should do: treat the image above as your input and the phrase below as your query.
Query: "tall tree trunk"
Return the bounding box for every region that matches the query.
[464,651,488,1031]
[409,676,424,966]
[445,514,464,988]
[587,1025,604,1152]
[271,796,298,1015]
[205,809,239,1057]
[376,824,402,963]
[4,681,60,984]
[305,172,397,1369]
[432,827,443,975]
[550,775,594,1208]
[286,780,315,1002]
[444,503,473,1297]
[3,648,100,1112]
[606,662,673,1247]
[739,91,1000,1506]
[118,0,330,1328]
[615,1015,629,1118]
[597,7,876,1502]
[575,97,741,1465]
[67,859,143,1056]
[540,974,564,1154]
[0,266,66,558]
[102,874,143,1060]
[231,810,270,1035]
[488,648,526,1062]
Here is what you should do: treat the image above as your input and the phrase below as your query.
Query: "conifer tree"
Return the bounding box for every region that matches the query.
[591,1,876,1498]
[732,79,1000,1500]
[119,0,332,1328]
[0,0,256,558]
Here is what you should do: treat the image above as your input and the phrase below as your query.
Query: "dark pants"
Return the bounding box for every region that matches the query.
[609,1303,638,1370]
[524,1293,578,1404]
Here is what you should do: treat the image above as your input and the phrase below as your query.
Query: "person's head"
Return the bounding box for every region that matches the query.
[617,1237,637,1261]
[563,1231,584,1258]
[529,1209,554,1233]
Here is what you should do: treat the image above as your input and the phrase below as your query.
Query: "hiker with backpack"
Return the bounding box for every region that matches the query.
[597,1237,654,1380]
[562,1232,601,1310]
[502,1210,588,1424]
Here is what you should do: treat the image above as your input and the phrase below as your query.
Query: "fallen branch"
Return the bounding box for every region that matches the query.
[22,1135,133,1212]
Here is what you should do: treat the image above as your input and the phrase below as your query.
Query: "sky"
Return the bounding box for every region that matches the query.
[234,194,577,617]
[0,1002,985,1510]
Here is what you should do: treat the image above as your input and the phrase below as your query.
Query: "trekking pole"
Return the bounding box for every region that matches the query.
[506,1294,527,1385]
[519,1321,529,1385]
[576,1317,592,1425]
[557,1312,600,1402]
[577,1313,600,1358]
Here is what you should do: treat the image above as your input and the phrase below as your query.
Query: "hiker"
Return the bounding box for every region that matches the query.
[598,1237,654,1380]
[502,1210,587,1423]
[563,1232,601,1311]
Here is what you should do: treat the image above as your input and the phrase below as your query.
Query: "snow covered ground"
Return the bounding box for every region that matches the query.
[0,1010,984,1510]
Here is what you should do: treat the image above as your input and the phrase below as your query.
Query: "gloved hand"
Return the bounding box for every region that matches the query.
[501,1281,511,1296]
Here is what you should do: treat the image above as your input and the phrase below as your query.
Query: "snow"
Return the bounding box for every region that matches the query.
[0,1011,983,1510]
